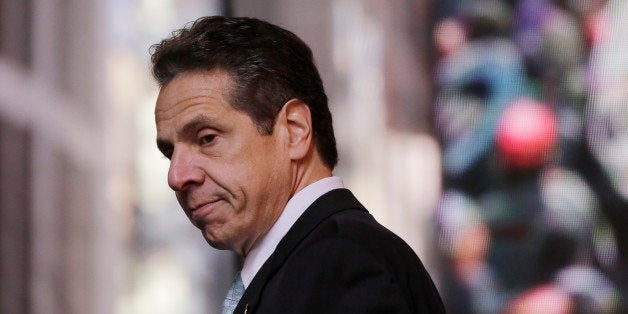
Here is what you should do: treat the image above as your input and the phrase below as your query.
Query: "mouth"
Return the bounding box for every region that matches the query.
[189,199,223,222]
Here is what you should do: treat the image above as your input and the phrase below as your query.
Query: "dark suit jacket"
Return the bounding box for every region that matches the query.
[234,189,445,313]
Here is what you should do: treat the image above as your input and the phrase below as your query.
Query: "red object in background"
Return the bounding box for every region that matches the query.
[506,284,574,314]
[585,10,609,48]
[496,98,558,170]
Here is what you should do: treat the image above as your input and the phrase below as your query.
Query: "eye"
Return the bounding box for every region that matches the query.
[162,150,173,160]
[199,134,216,145]
[197,129,218,146]
[156,140,174,160]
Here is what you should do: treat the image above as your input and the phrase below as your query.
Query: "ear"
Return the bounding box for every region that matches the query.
[281,98,312,161]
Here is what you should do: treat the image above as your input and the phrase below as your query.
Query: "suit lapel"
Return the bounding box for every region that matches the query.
[234,188,366,313]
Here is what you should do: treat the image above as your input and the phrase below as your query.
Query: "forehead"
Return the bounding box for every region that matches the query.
[155,70,234,123]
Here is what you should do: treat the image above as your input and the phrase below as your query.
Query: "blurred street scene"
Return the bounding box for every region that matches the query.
[432,0,627,312]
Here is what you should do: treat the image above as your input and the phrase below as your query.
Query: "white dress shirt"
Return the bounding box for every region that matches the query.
[240,176,345,288]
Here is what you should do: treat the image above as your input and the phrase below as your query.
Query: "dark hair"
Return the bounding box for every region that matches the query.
[150,16,338,169]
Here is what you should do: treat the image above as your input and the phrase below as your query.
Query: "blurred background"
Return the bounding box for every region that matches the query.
[0,0,626,313]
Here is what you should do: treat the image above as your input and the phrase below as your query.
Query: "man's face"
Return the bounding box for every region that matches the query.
[155,71,292,256]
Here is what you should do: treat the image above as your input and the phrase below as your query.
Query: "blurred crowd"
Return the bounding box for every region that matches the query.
[430,0,627,312]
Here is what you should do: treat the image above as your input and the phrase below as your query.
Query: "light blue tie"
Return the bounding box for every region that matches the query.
[222,272,245,314]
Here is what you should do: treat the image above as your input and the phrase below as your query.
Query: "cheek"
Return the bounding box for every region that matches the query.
[223,162,284,217]
[211,136,289,210]
[216,154,274,191]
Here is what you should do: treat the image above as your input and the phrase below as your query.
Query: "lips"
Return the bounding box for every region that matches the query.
[189,198,222,222]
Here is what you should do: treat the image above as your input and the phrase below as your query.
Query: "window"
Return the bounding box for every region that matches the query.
[0,0,33,67]
[0,115,33,314]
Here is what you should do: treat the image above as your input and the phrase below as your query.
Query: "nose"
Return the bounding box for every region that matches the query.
[168,145,204,191]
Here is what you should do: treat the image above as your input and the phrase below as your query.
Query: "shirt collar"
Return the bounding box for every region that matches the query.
[240,176,344,288]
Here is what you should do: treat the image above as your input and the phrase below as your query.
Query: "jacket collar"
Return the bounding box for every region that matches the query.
[234,188,366,313]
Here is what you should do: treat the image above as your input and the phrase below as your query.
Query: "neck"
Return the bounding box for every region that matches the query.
[238,151,330,257]
[290,150,332,198]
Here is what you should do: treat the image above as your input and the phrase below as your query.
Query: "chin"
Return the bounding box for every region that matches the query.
[207,241,230,251]
[202,229,229,250]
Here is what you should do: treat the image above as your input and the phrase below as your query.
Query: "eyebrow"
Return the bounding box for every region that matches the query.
[181,114,220,136]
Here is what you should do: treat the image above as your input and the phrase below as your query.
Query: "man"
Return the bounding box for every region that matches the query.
[151,16,444,313]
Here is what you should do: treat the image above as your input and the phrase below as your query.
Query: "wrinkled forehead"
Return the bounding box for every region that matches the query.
[155,70,235,123]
